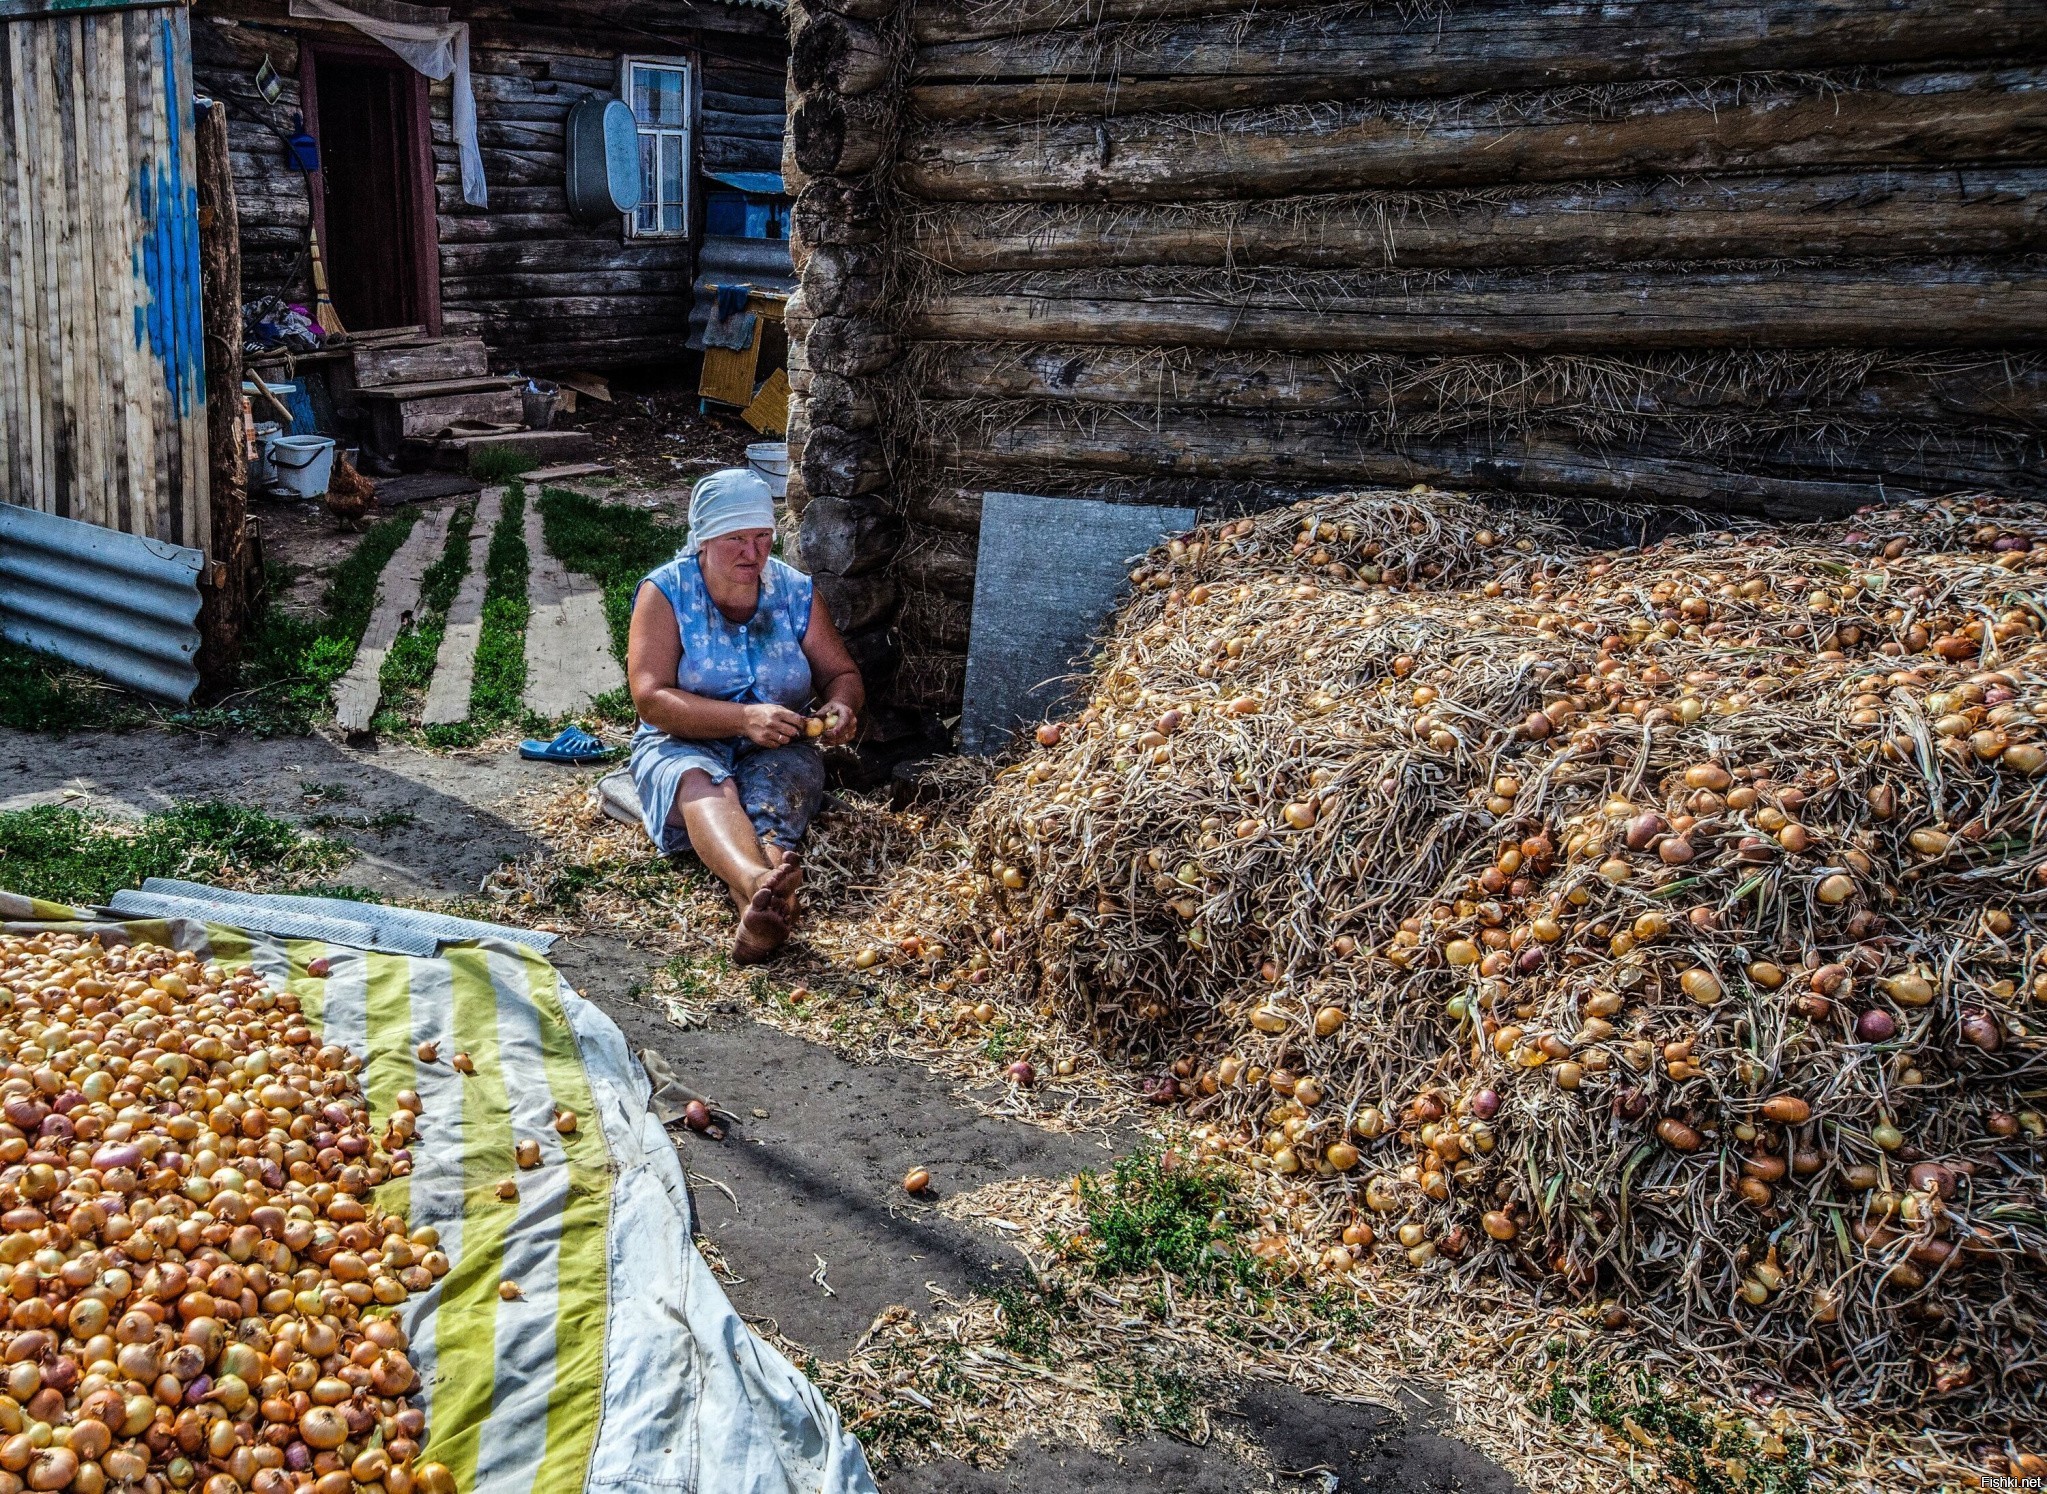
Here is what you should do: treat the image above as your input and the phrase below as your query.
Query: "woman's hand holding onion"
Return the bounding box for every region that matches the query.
[741,703,807,748]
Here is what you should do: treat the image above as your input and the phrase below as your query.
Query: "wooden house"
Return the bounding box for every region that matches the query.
[190,0,790,373]
[779,0,2047,725]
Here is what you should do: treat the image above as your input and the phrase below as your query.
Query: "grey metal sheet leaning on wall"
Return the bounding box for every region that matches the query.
[960,491,1197,754]
[0,501,204,704]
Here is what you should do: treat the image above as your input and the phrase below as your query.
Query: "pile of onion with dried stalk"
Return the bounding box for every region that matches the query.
[0,929,454,1494]
[941,488,2047,1433]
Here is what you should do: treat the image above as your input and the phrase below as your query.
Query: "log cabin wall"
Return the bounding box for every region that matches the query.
[191,0,785,368]
[781,0,2047,722]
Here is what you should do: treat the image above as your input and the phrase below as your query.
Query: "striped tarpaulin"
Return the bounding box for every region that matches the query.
[0,890,879,1494]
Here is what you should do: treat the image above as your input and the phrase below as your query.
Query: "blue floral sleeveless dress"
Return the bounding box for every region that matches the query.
[627,554,825,855]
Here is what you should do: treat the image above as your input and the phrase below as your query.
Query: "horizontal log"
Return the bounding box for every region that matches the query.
[706,87,790,115]
[902,484,983,535]
[910,0,1318,44]
[892,524,979,595]
[801,427,891,499]
[908,263,2047,353]
[813,570,901,633]
[703,108,788,141]
[793,11,892,97]
[800,243,886,317]
[796,180,884,245]
[808,315,905,374]
[443,271,696,299]
[701,136,786,173]
[792,92,890,176]
[900,72,2047,201]
[908,344,2047,429]
[438,186,569,215]
[895,584,970,651]
[907,167,2047,272]
[909,0,2047,120]
[804,0,902,20]
[806,370,880,430]
[439,238,692,273]
[920,414,2043,520]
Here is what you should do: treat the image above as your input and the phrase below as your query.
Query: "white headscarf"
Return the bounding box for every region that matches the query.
[687,468,776,555]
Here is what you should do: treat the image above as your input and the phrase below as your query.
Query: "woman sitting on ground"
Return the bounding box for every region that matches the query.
[625,468,863,963]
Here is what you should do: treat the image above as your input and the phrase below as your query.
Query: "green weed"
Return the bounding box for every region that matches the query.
[0,802,347,906]
[469,446,538,484]
[1097,1360,1203,1440]
[990,1279,1070,1359]
[1539,1366,1811,1494]
[1075,1148,1246,1288]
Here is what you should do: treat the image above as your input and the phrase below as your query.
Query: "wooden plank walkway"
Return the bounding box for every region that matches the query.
[420,487,505,726]
[522,499,625,718]
[331,507,455,733]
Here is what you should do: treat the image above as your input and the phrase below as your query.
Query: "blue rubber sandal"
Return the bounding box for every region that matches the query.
[519,726,615,764]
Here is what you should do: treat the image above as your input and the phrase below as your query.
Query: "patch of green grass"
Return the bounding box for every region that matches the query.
[1075,1148,1247,1288]
[1097,1361,1203,1440]
[989,1279,1071,1360]
[977,1020,1021,1064]
[376,501,476,726]
[0,642,153,732]
[424,486,529,747]
[0,802,348,906]
[1539,1366,1811,1494]
[535,486,687,667]
[298,782,353,805]
[469,446,538,484]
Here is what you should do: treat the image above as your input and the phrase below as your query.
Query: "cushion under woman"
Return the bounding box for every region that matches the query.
[626,469,863,963]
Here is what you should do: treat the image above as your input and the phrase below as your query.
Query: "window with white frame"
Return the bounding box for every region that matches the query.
[624,56,690,237]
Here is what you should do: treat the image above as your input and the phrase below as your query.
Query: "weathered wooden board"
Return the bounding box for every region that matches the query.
[0,3,210,552]
[960,491,1195,754]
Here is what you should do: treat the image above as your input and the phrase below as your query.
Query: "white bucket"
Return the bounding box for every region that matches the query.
[746,441,790,498]
[266,434,336,499]
[249,421,282,492]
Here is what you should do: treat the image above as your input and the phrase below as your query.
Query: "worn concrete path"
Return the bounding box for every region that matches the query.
[420,487,505,726]
[522,498,624,718]
[331,506,453,733]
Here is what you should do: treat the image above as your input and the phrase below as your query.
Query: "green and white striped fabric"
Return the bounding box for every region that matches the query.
[0,891,879,1494]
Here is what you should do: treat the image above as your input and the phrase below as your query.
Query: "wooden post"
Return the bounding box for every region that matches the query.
[194,96,251,687]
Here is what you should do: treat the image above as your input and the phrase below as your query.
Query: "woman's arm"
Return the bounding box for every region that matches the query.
[627,583,807,747]
[802,590,865,745]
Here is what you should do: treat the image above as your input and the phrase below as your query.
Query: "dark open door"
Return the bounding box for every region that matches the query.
[301,42,441,333]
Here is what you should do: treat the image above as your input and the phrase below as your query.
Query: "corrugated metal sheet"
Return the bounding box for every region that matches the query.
[0,2,210,553]
[687,234,797,349]
[0,499,204,703]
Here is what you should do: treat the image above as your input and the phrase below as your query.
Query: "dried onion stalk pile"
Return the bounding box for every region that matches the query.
[0,930,453,1494]
[942,489,2047,1430]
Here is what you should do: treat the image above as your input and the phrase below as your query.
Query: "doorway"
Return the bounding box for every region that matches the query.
[301,43,441,333]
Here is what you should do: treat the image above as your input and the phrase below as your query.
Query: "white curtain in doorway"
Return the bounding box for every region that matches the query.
[289,0,487,207]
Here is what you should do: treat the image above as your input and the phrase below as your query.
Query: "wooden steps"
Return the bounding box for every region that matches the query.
[359,375,525,453]
[352,335,489,389]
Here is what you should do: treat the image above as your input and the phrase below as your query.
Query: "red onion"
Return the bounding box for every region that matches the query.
[1469,1088,1501,1120]
[1003,1060,1036,1087]
[1856,1009,1898,1043]
[682,1100,712,1132]
[1908,1161,1958,1198]
[1960,1012,2003,1052]
[284,1442,312,1472]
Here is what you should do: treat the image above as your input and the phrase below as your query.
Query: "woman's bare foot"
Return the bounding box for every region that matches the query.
[733,882,789,964]
[762,850,804,919]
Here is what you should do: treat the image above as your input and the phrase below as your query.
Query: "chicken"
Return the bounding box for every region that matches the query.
[323,451,378,528]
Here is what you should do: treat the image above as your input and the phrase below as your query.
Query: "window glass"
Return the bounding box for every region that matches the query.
[625,59,689,237]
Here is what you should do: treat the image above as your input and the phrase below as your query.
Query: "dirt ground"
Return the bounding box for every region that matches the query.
[0,724,1524,1493]
[552,373,758,489]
